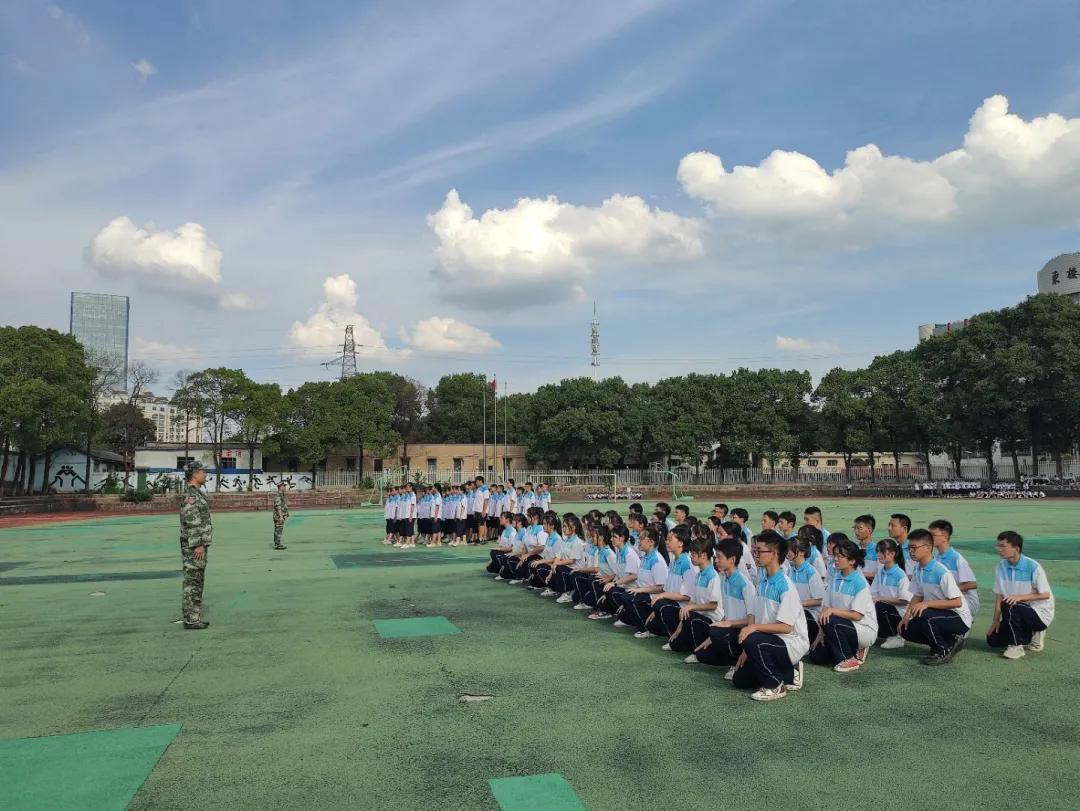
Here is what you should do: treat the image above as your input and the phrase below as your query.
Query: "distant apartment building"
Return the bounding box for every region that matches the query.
[70,292,130,389]
[102,390,200,444]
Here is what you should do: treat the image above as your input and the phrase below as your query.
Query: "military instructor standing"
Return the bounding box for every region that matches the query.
[180,461,212,630]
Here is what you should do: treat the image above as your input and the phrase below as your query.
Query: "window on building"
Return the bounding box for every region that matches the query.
[453,458,463,473]
[807,459,820,467]
[427,458,437,474]
[373,459,383,472]
[345,457,357,471]
[401,456,411,470]
[220,458,237,470]
[176,456,194,470]
[826,459,838,467]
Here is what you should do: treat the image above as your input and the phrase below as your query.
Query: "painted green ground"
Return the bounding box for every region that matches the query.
[2,498,1079,810]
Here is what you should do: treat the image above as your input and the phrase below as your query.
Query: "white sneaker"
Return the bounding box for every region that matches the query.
[508,579,523,585]
[382,539,392,545]
[684,654,699,664]
[724,666,736,681]
[1027,631,1046,652]
[556,594,573,604]
[493,575,504,581]
[1002,645,1026,659]
[880,635,905,650]
[392,542,403,548]
[633,631,656,640]
[573,603,589,610]
[750,685,787,701]
[612,620,630,629]
[786,661,804,692]
[540,589,556,598]
[661,643,672,651]
[588,612,612,620]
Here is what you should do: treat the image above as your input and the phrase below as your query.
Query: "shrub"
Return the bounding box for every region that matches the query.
[121,488,154,503]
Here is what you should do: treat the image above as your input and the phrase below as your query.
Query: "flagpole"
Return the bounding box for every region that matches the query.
[503,381,508,479]
[493,376,498,479]
[482,375,487,478]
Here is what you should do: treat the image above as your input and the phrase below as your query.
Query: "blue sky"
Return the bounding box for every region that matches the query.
[3,0,1080,393]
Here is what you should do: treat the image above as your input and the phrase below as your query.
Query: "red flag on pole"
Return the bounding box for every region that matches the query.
[488,378,497,392]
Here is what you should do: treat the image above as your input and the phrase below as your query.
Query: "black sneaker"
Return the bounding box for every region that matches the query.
[274,545,287,550]
[942,635,966,663]
[921,652,948,666]
[183,621,210,630]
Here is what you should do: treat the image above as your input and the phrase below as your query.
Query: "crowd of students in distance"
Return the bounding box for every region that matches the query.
[382,477,552,549]
[482,502,1056,702]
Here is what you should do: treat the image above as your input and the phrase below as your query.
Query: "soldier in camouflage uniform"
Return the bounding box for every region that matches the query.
[273,481,289,550]
[179,461,213,630]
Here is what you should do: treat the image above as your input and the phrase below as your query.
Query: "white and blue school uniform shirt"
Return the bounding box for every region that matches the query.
[576,541,598,571]
[692,565,724,620]
[507,488,519,512]
[861,542,878,579]
[456,494,468,520]
[614,544,641,581]
[498,525,516,547]
[664,517,676,531]
[636,548,669,589]
[936,547,980,618]
[406,490,417,519]
[524,523,546,553]
[521,490,536,510]
[910,559,972,629]
[597,546,617,578]
[808,545,828,580]
[994,555,1055,627]
[869,563,912,615]
[417,494,431,521]
[740,524,752,543]
[823,569,878,648]
[384,495,395,520]
[540,530,561,559]
[561,534,586,564]
[629,529,641,548]
[753,570,810,664]
[738,540,756,584]
[431,492,442,521]
[720,569,752,622]
[788,560,826,621]
[901,540,916,576]
[539,490,552,510]
[510,528,528,556]
[666,552,697,598]
[472,485,488,515]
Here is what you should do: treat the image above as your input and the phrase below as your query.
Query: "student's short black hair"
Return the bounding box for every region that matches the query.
[686,516,700,527]
[731,507,749,522]
[500,511,513,520]
[611,524,630,542]
[628,512,645,527]
[854,514,876,530]
[875,538,906,572]
[907,528,932,545]
[715,538,743,564]
[629,502,643,514]
[756,529,788,559]
[667,524,691,547]
[526,506,543,520]
[997,530,1023,550]
[542,510,559,528]
[789,535,814,560]
[797,524,824,552]
[562,514,584,538]
[674,504,690,516]
[508,478,515,486]
[689,536,714,558]
[475,476,485,483]
[720,520,742,540]
[778,510,797,525]
[714,503,729,512]
[592,524,611,545]
[654,502,671,517]
[513,513,527,525]
[804,506,822,518]
[762,510,779,523]
[928,519,953,537]
[827,531,850,548]
[890,513,912,531]
[707,515,723,530]
[832,537,866,568]
[525,481,533,487]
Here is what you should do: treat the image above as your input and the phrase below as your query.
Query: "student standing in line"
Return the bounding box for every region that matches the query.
[787,536,825,643]
[486,512,516,575]
[986,531,1055,659]
[730,531,809,701]
[454,486,470,546]
[591,525,639,619]
[808,538,877,672]
[887,513,913,575]
[416,486,430,546]
[611,526,670,631]
[803,506,830,546]
[573,525,615,610]
[853,514,877,581]
[429,485,444,547]
[538,483,552,512]
[898,529,971,665]
[691,539,752,673]
[928,519,980,621]
[666,536,723,653]
[392,486,407,548]
[777,511,798,540]
[642,525,696,640]
[729,508,752,542]
[870,538,911,649]
[383,486,398,545]
[472,477,489,544]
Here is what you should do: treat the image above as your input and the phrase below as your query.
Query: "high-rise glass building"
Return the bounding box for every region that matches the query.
[70,292,130,390]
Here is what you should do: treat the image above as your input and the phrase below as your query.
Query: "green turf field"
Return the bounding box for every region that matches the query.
[2,498,1080,810]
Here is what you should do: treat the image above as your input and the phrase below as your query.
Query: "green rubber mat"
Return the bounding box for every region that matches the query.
[489,774,584,811]
[0,723,181,810]
[0,570,180,586]
[372,616,461,638]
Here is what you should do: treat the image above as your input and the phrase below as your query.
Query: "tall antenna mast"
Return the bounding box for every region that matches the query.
[321,324,359,380]
[590,301,600,377]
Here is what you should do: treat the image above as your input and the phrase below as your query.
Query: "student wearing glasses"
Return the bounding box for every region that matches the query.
[899,529,971,665]
[807,537,877,673]
[986,531,1055,660]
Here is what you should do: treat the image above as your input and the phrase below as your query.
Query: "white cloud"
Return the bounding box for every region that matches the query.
[428,189,703,304]
[775,335,838,353]
[678,94,1080,238]
[218,292,258,311]
[402,317,500,354]
[131,336,199,360]
[87,217,223,294]
[132,59,156,80]
[288,274,405,359]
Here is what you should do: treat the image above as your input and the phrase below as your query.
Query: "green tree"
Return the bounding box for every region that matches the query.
[231,379,282,489]
[336,374,399,475]
[99,403,156,488]
[186,368,247,487]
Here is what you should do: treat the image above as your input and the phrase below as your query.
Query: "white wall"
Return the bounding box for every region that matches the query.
[135,447,264,473]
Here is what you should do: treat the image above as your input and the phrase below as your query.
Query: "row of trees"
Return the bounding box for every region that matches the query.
[3,293,1078,493]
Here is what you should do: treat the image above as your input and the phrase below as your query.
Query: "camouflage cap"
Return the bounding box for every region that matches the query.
[184,460,206,475]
